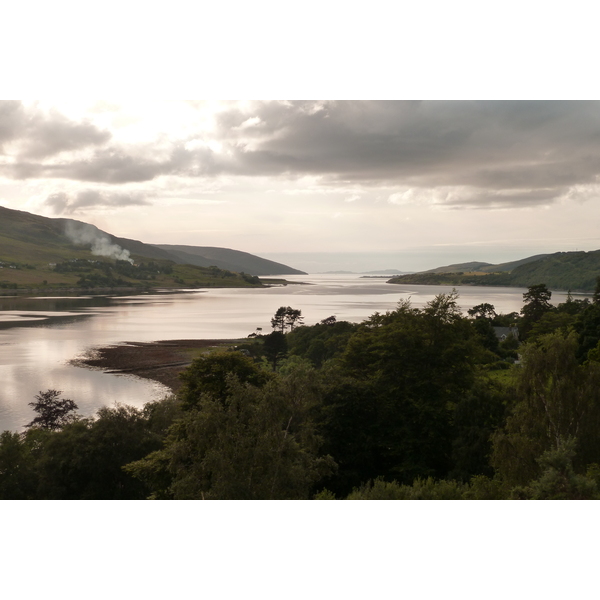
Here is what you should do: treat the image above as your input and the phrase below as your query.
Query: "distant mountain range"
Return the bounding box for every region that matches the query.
[0,206,305,278]
[389,251,600,291]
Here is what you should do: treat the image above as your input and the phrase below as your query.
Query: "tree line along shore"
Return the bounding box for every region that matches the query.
[3,282,600,499]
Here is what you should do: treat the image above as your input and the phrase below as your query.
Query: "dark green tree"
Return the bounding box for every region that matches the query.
[179,352,272,410]
[522,441,599,500]
[526,310,576,342]
[575,302,600,361]
[449,378,507,481]
[287,320,358,367]
[262,331,288,370]
[557,292,590,316]
[26,390,78,430]
[0,431,37,499]
[328,293,479,488]
[271,306,288,333]
[271,306,303,333]
[285,308,304,331]
[126,364,335,499]
[520,283,553,338]
[27,403,165,500]
[491,331,600,487]
[491,311,520,327]
[468,303,497,320]
[470,317,500,354]
[594,276,600,304]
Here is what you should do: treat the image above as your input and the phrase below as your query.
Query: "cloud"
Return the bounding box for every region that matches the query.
[388,189,434,206]
[0,101,110,158]
[560,183,600,204]
[44,189,150,214]
[208,101,600,207]
[3,141,225,183]
[4,100,600,211]
[442,187,564,210]
[0,101,25,146]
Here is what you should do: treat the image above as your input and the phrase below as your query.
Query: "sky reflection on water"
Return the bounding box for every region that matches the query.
[0,275,576,432]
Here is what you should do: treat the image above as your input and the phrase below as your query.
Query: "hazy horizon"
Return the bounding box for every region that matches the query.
[260,246,572,274]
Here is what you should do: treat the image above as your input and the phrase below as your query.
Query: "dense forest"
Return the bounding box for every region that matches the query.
[4,282,600,500]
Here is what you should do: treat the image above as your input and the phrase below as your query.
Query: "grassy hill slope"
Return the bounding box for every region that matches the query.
[0,206,263,291]
[389,250,600,291]
[479,254,551,273]
[424,261,492,274]
[422,254,551,275]
[154,244,306,276]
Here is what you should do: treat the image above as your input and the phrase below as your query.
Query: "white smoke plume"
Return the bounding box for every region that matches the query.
[65,221,134,263]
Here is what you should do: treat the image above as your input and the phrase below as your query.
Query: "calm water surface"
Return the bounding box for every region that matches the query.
[0,275,575,432]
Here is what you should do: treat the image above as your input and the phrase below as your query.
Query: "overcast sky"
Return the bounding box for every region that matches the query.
[2,100,600,272]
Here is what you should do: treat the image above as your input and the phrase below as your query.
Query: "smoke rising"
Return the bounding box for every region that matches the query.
[65,222,134,263]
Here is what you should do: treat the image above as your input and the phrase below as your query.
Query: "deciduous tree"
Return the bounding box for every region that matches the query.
[270,306,304,333]
[127,364,335,499]
[520,283,553,338]
[467,303,497,320]
[491,331,600,487]
[26,390,78,431]
[179,352,272,410]
[332,293,479,487]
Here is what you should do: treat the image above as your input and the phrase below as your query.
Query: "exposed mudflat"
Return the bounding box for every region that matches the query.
[76,339,239,392]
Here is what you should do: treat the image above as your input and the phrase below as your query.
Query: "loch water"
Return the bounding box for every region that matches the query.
[0,275,574,432]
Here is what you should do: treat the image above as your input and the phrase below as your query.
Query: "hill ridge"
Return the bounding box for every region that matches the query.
[389,250,600,291]
[0,205,304,289]
[153,244,306,276]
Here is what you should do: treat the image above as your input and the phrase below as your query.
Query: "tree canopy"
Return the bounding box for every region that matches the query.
[26,390,78,431]
[6,286,600,500]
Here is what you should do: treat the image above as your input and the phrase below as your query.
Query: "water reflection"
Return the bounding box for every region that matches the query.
[0,275,579,432]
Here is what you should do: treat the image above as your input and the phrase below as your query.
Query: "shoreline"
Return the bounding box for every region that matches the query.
[0,277,308,297]
[75,338,242,392]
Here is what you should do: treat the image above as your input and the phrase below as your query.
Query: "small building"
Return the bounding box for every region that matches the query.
[493,325,519,342]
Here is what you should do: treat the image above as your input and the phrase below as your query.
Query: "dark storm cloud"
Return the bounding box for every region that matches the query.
[215,101,600,186]
[0,101,110,158]
[207,100,600,207]
[2,143,221,183]
[444,187,568,209]
[55,148,174,183]
[44,189,150,214]
[5,100,600,209]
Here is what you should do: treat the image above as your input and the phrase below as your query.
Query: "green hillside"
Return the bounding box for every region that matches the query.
[154,244,306,276]
[422,254,550,274]
[479,254,550,273]
[0,206,263,291]
[389,250,600,291]
[423,261,492,274]
[507,251,600,290]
